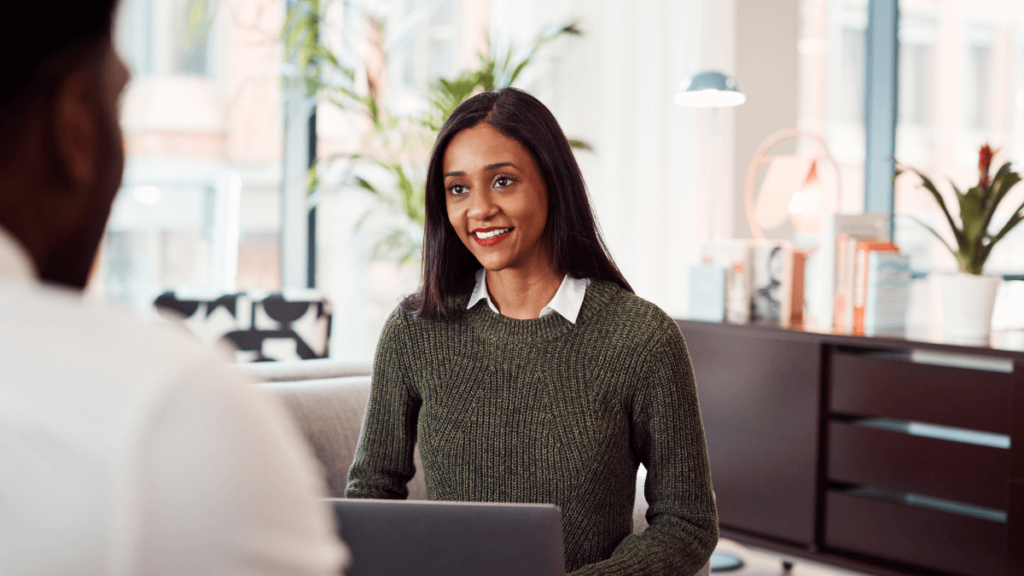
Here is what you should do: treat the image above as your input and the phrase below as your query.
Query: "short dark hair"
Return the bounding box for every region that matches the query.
[414,88,632,319]
[0,1,118,130]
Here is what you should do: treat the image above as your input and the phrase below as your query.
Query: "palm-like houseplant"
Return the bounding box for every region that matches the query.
[896,144,1024,342]
[897,144,1023,275]
[283,1,585,263]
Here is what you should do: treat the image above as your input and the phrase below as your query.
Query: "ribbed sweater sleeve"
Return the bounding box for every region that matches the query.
[568,317,718,575]
[345,308,420,499]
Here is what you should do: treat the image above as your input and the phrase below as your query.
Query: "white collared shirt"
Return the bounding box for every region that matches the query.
[0,227,347,576]
[467,267,591,324]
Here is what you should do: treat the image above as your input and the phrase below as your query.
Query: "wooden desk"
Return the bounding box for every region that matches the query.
[676,320,1024,576]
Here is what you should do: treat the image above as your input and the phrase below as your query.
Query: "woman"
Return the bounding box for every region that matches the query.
[346,88,718,575]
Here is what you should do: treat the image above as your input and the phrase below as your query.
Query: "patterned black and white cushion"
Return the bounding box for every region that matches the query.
[154,291,332,363]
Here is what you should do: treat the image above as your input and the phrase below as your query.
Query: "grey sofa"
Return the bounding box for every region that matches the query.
[244,360,711,575]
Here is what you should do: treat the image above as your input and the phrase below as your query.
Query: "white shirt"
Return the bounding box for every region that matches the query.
[0,227,347,576]
[467,268,591,324]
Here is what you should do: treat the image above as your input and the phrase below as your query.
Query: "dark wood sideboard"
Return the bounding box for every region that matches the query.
[676,320,1024,576]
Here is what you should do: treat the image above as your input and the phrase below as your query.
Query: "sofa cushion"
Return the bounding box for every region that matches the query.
[257,376,426,500]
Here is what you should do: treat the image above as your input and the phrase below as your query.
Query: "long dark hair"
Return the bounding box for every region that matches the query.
[413,87,632,319]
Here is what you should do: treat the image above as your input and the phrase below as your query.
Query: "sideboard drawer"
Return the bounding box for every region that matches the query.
[828,422,1008,509]
[825,490,1005,576]
[829,351,1011,433]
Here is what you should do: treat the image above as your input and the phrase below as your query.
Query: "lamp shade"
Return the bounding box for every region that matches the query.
[674,71,745,107]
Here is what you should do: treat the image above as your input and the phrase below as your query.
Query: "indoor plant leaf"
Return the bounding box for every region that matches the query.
[900,214,957,258]
[898,146,1022,275]
[902,166,966,252]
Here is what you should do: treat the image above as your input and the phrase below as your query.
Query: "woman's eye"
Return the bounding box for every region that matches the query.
[494,176,513,188]
[448,184,467,196]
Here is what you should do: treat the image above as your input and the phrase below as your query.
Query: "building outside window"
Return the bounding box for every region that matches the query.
[896,14,937,167]
[890,2,1024,330]
[102,0,285,311]
[964,28,995,135]
[839,25,866,125]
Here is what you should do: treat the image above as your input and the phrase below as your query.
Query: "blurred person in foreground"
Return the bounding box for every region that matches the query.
[0,3,346,575]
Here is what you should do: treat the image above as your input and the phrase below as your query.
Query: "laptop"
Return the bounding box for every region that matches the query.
[330,498,566,576]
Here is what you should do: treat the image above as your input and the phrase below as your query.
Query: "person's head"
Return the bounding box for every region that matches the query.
[416,88,631,318]
[0,1,128,289]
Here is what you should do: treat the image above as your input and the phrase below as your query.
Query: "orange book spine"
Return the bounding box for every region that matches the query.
[833,235,849,333]
[852,241,898,335]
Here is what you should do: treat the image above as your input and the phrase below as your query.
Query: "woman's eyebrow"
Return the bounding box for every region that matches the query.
[444,162,518,178]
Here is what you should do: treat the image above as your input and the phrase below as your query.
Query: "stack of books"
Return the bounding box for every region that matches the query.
[832,236,910,336]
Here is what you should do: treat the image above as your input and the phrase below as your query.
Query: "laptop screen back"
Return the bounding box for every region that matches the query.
[331,499,566,576]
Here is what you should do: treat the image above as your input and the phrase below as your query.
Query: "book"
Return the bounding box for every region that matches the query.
[750,241,794,326]
[862,252,911,336]
[791,250,806,326]
[852,240,899,335]
[688,265,727,322]
[701,241,753,324]
[832,234,852,333]
[833,235,892,334]
[812,213,891,330]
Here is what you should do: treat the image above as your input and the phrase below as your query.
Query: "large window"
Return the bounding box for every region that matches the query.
[801,0,868,212]
[103,0,284,311]
[896,14,937,167]
[890,1,1024,331]
[839,25,866,125]
[964,28,995,134]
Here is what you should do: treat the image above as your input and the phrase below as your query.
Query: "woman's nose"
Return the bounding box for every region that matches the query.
[467,188,499,221]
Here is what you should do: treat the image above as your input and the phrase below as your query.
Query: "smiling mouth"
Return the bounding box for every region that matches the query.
[472,227,513,246]
[473,227,513,239]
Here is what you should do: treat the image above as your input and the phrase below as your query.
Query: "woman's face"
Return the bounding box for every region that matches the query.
[443,123,551,274]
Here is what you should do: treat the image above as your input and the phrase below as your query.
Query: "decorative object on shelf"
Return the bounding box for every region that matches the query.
[675,70,745,241]
[744,129,842,239]
[743,129,846,330]
[897,143,1023,344]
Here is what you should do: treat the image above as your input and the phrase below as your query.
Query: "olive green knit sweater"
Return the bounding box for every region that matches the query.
[345,280,718,575]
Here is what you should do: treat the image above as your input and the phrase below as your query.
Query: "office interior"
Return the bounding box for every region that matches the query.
[98,0,1024,574]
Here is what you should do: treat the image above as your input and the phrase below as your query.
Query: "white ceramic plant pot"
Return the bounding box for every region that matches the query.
[939,273,1001,345]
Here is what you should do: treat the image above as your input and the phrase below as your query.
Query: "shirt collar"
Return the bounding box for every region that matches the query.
[0,226,38,286]
[467,268,591,324]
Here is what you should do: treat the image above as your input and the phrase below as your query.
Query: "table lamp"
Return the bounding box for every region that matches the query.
[676,71,746,572]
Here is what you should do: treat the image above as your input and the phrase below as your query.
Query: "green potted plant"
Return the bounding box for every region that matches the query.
[282,1,585,264]
[897,144,1024,343]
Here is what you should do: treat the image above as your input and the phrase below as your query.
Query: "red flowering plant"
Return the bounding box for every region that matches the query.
[896,144,1023,275]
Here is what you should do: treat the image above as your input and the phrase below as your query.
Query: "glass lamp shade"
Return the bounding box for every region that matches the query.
[674,71,746,107]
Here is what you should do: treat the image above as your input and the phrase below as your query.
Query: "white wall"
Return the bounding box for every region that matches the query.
[733,0,801,240]
[490,0,738,317]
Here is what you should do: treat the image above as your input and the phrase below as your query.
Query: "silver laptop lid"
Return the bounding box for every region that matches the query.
[331,499,566,576]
